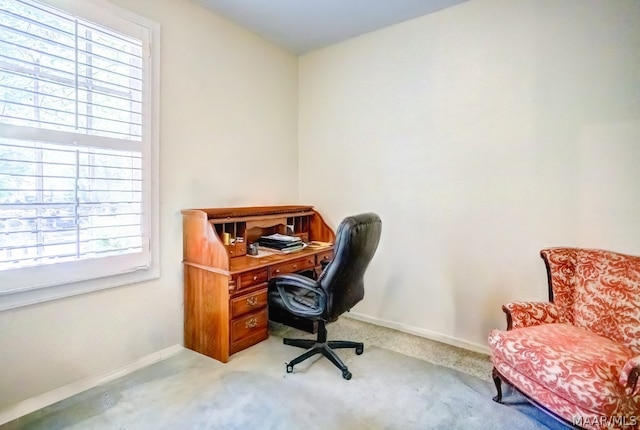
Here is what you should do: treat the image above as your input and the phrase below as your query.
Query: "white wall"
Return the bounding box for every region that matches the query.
[3,0,640,414]
[0,0,298,409]
[298,0,640,352]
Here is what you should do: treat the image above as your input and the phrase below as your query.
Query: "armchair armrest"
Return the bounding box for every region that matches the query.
[620,356,640,396]
[270,273,326,318]
[502,302,563,330]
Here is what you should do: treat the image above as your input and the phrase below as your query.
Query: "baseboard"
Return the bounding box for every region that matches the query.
[0,344,184,426]
[346,312,491,356]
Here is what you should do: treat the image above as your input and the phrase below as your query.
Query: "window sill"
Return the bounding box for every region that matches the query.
[0,267,160,311]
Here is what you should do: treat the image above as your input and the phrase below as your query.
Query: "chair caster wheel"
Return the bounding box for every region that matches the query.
[286,364,294,373]
[342,370,352,380]
[355,346,364,355]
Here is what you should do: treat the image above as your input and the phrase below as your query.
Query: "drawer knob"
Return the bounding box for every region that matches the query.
[245,318,258,329]
[246,296,258,306]
[275,269,280,274]
[293,264,297,269]
[253,275,258,281]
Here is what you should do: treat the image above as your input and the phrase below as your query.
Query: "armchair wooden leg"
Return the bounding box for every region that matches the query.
[492,367,503,403]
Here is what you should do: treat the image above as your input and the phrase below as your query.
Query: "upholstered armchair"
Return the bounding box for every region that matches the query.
[488,247,640,430]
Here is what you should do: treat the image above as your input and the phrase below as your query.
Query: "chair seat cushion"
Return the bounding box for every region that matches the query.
[268,287,321,315]
[489,323,637,416]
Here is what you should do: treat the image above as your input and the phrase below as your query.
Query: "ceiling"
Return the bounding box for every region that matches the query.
[195,0,470,55]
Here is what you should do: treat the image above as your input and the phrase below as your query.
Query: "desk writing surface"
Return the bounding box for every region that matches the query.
[228,245,332,274]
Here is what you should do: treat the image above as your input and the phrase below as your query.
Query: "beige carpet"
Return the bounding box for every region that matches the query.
[270,316,494,381]
[3,331,568,430]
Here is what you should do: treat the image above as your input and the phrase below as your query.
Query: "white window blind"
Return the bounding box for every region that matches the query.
[0,0,159,306]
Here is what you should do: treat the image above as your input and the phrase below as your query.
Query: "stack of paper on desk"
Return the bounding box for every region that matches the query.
[257,233,305,252]
[305,241,332,249]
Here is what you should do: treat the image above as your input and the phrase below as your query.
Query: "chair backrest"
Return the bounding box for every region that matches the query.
[541,247,640,354]
[318,213,382,321]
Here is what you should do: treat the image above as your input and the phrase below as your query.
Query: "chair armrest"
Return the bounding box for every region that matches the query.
[502,302,562,330]
[270,273,326,318]
[620,356,640,396]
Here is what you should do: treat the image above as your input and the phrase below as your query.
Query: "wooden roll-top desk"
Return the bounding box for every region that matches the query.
[181,205,336,363]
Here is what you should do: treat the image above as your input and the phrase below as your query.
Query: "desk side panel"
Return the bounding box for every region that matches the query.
[183,210,229,270]
[310,210,336,243]
[184,265,230,362]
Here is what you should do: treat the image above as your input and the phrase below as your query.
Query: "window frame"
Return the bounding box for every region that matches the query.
[0,0,160,311]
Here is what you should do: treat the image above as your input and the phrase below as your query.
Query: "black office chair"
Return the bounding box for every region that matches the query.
[268,212,382,380]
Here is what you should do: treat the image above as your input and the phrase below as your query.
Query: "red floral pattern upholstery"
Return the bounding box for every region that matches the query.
[489,248,640,430]
[489,324,637,416]
[621,356,640,396]
[502,301,564,329]
[542,248,640,354]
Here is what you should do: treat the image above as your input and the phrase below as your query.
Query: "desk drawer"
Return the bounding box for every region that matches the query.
[230,288,267,318]
[270,256,315,278]
[238,268,269,290]
[230,308,268,344]
[227,243,247,258]
[230,327,268,355]
[316,250,334,266]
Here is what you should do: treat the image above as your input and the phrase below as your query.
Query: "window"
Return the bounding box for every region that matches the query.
[0,0,159,310]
